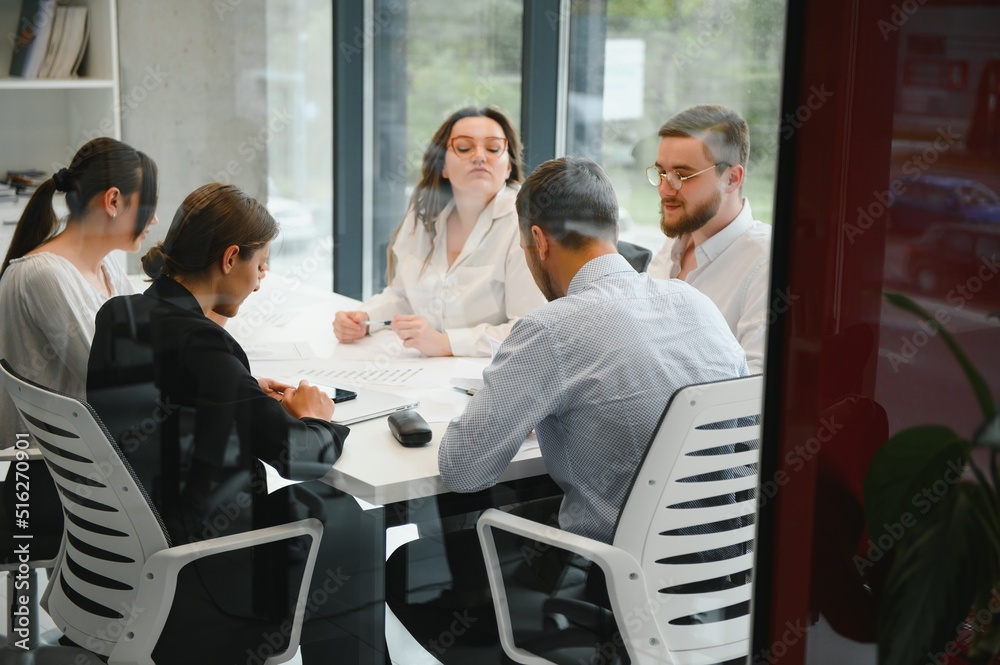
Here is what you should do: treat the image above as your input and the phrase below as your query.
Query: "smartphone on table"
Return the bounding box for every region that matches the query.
[312,383,357,403]
[333,387,357,403]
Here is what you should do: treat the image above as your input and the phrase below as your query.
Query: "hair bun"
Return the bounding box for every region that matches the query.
[141,243,168,278]
[52,168,73,192]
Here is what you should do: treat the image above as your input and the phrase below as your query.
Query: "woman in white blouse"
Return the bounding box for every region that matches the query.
[0,137,158,436]
[333,107,546,357]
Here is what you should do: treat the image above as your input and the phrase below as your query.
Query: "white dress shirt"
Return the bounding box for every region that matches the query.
[362,184,546,357]
[439,254,749,543]
[648,198,772,373]
[0,252,133,438]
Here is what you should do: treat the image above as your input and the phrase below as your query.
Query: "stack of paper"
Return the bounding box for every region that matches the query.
[5,169,49,194]
[0,184,17,203]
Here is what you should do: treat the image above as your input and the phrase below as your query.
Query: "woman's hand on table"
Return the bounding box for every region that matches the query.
[391,315,453,357]
[258,377,294,400]
[281,380,335,421]
[333,310,369,343]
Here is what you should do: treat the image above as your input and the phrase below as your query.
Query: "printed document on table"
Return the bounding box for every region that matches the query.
[449,359,489,395]
[250,357,435,387]
[243,341,314,361]
[299,363,423,387]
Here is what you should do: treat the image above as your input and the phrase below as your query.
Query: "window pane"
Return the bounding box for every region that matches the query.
[265,0,334,288]
[566,0,788,250]
[371,0,523,294]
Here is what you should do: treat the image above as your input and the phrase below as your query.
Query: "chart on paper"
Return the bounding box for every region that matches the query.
[249,357,433,388]
[297,364,423,387]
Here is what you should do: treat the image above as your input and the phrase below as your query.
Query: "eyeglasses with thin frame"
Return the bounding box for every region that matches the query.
[645,162,730,189]
[449,136,508,159]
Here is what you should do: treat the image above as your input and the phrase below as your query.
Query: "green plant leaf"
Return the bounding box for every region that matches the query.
[877,484,998,665]
[969,492,1000,595]
[863,425,969,542]
[952,486,1000,664]
[884,292,996,420]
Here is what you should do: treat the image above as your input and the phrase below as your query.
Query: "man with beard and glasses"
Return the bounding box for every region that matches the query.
[646,105,772,373]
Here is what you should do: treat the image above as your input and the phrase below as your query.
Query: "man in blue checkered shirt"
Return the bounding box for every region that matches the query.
[439,156,749,545]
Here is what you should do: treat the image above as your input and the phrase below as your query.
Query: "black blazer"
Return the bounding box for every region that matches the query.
[87,276,349,545]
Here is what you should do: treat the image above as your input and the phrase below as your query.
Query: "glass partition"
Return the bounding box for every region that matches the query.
[756,2,1000,662]
[111,0,334,288]
[264,0,334,288]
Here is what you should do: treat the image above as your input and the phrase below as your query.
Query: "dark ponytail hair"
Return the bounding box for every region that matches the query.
[1,137,159,277]
[142,183,278,280]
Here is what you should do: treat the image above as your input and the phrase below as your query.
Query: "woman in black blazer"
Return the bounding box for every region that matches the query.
[87,183,370,664]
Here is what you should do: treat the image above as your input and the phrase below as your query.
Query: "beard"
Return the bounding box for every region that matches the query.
[535,269,558,302]
[525,248,559,301]
[659,188,722,239]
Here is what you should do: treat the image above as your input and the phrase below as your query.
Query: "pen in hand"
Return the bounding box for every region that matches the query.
[362,320,393,326]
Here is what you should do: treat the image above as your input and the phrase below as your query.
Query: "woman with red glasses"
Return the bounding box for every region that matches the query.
[333,106,545,356]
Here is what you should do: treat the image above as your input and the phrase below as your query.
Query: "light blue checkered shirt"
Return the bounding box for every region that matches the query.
[439,253,749,543]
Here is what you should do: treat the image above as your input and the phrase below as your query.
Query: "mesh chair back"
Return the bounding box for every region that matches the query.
[612,375,763,665]
[0,359,170,657]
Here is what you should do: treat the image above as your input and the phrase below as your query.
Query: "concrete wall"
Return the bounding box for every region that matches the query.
[116,0,269,270]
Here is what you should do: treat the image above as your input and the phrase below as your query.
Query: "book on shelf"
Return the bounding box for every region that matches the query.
[8,0,58,78]
[45,6,89,79]
[68,6,90,77]
[36,3,65,78]
[9,2,90,79]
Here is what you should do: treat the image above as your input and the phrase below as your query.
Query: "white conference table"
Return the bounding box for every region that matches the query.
[226,273,562,661]
[228,272,551,509]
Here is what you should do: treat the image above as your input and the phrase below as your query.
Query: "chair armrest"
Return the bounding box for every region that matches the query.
[541,596,615,633]
[476,509,667,665]
[108,518,323,665]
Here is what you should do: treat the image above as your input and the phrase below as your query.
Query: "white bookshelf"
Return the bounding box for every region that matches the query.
[0,0,121,176]
[0,0,120,263]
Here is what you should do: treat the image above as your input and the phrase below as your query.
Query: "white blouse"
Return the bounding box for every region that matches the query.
[362,185,546,357]
[0,253,134,438]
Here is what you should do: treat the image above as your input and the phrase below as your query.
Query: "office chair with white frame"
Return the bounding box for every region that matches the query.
[478,375,763,665]
[0,358,323,665]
